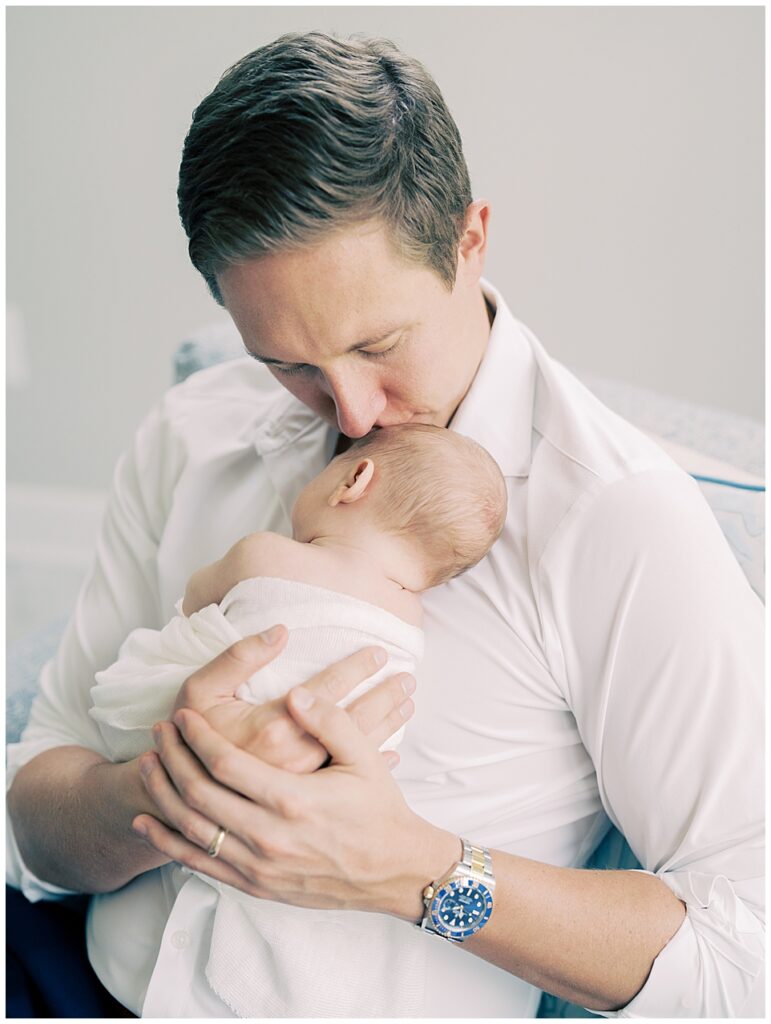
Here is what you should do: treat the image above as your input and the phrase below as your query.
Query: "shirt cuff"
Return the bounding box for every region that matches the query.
[585,870,764,1018]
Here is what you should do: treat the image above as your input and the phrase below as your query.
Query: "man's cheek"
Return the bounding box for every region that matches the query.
[267,369,310,402]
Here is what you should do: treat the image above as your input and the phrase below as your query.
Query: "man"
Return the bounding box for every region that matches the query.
[7,32,763,1018]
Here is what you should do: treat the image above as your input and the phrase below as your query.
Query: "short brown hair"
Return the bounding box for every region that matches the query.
[177,32,473,303]
[341,424,507,589]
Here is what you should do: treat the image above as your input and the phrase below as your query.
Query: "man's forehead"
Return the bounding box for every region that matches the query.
[217,220,442,358]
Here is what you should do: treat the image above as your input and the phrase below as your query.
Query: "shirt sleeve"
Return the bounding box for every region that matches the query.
[6,398,186,901]
[539,468,764,1017]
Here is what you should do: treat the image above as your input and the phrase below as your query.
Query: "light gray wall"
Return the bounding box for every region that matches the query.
[8,6,764,491]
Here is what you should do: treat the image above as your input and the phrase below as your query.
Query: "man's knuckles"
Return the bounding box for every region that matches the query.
[174,670,226,711]
[296,693,341,732]
[176,774,210,810]
[256,715,297,756]
[179,814,211,847]
[206,748,242,786]
[222,635,276,668]
[173,677,198,711]
[176,636,280,711]
[253,825,298,860]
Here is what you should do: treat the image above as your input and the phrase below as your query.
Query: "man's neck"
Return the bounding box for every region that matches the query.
[446,283,496,429]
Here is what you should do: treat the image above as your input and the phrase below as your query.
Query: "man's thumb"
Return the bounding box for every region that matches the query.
[229,626,287,665]
[175,624,288,712]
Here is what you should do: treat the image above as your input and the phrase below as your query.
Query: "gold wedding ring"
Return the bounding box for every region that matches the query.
[207,825,227,858]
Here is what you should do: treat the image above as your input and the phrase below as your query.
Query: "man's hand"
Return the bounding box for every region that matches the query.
[133,690,455,920]
[173,626,415,773]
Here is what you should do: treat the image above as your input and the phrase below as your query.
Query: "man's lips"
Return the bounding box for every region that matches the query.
[373,413,433,428]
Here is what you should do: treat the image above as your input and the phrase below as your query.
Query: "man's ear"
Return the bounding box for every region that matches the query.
[328,458,375,507]
[455,199,491,286]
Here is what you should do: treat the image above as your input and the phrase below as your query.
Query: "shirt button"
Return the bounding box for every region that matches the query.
[170,930,191,950]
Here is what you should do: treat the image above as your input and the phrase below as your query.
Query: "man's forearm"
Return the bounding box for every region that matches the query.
[8,746,170,893]
[465,850,686,1012]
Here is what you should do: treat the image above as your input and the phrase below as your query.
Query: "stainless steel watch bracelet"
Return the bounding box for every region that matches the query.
[460,837,495,883]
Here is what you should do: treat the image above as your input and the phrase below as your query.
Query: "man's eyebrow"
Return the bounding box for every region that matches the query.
[247,325,407,366]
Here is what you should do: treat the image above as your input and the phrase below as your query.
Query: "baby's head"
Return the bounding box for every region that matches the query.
[292,424,507,591]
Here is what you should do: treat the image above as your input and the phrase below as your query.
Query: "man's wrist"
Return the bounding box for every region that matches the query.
[94,757,172,857]
[389,824,462,923]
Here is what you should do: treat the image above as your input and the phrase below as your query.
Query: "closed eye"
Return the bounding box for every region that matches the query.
[360,346,394,361]
[260,334,404,376]
[272,362,314,377]
[359,335,404,360]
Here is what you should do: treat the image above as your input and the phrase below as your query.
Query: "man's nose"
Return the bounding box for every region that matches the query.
[322,365,387,438]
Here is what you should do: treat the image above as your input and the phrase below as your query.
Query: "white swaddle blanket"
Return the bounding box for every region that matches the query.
[90,576,426,1018]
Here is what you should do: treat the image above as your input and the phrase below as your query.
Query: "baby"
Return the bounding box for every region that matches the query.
[90,423,507,759]
[89,422,507,1018]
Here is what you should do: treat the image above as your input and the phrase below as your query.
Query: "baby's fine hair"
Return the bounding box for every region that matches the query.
[343,423,507,588]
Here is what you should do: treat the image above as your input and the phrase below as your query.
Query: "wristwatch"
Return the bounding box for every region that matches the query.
[420,837,495,942]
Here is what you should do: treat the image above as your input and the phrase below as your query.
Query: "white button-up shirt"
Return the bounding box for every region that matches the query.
[7,283,763,1017]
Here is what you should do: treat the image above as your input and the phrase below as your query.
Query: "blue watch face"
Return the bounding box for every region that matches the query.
[431,878,493,939]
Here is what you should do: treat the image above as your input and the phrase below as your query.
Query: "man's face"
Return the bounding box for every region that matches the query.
[217,215,490,438]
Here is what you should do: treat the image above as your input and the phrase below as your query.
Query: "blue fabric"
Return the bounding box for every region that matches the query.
[691,474,764,493]
[6,885,134,1017]
[7,615,68,745]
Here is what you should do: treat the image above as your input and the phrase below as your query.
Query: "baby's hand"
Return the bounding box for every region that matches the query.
[172,629,414,773]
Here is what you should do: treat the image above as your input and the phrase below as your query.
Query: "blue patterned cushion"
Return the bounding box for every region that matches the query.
[577,372,764,479]
[6,615,68,745]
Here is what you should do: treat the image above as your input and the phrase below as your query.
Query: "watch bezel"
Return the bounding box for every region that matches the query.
[428,875,494,940]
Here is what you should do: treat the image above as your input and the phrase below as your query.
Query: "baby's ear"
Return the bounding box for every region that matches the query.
[328,459,375,506]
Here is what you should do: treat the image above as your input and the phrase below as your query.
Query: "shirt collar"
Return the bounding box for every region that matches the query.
[252,278,536,478]
[450,279,535,477]
[251,383,328,458]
